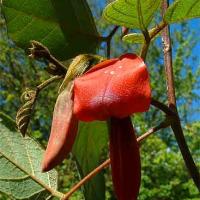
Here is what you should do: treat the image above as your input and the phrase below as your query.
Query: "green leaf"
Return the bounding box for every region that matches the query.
[50,0,99,59]
[123,33,145,44]
[0,120,61,199]
[122,27,159,44]
[2,0,99,60]
[0,111,16,131]
[72,121,108,200]
[164,0,200,24]
[103,0,161,30]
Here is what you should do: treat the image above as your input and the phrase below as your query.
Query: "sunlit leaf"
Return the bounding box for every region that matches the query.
[123,27,159,44]
[123,33,145,44]
[164,0,200,24]
[103,0,161,30]
[0,117,60,199]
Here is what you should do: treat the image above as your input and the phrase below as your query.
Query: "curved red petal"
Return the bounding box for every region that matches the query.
[42,82,78,172]
[85,58,118,74]
[74,53,151,121]
[109,117,141,200]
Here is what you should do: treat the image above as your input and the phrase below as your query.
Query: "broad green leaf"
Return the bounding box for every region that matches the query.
[103,0,162,30]
[2,0,99,60]
[50,0,99,59]
[72,121,108,200]
[164,0,200,24]
[0,120,62,199]
[123,33,145,44]
[123,27,159,44]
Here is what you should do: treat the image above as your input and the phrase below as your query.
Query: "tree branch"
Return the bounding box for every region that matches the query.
[161,0,200,191]
[62,119,170,200]
[151,98,177,116]
[102,26,119,58]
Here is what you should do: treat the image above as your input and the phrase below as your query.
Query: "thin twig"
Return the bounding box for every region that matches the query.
[136,0,151,61]
[140,41,150,61]
[140,27,151,60]
[62,120,170,200]
[37,75,63,91]
[104,26,119,58]
[151,98,177,116]
[149,21,167,40]
[62,159,110,200]
[120,27,129,39]
[161,0,200,191]
[101,26,119,42]
[107,26,119,41]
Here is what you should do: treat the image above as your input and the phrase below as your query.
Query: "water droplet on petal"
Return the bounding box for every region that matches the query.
[110,71,115,75]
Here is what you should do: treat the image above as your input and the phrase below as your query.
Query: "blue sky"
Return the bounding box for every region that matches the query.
[187,19,200,59]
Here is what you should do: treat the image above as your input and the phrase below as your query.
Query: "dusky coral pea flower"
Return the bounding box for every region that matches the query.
[74,53,151,121]
[42,53,151,200]
[73,53,151,200]
[42,82,79,172]
[109,116,141,200]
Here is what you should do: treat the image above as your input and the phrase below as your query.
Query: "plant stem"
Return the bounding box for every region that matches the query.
[140,19,167,60]
[62,120,170,200]
[161,0,200,191]
[62,159,110,200]
[140,28,151,60]
[149,21,167,40]
[37,75,63,91]
[151,98,177,116]
[140,41,150,61]
[104,26,119,58]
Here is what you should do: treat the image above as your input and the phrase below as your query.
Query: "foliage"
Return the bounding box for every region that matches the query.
[0,115,59,200]
[72,121,108,200]
[164,0,200,24]
[103,0,161,29]
[0,0,200,199]
[2,0,98,60]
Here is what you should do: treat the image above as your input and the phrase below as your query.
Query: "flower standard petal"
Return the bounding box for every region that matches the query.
[74,53,151,121]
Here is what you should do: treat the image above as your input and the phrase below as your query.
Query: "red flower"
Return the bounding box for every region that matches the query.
[42,53,151,200]
[74,53,151,121]
[42,82,78,172]
[110,117,141,200]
